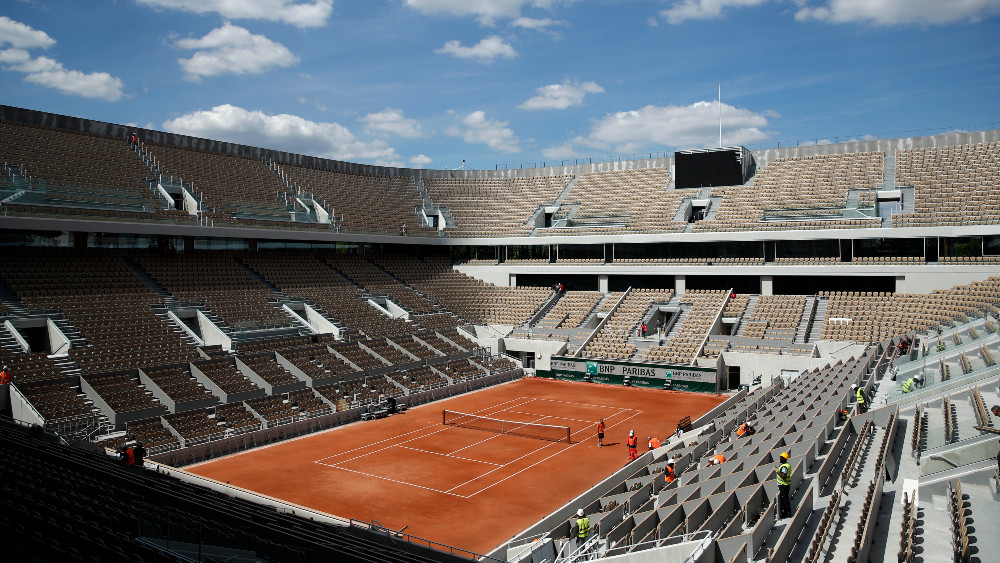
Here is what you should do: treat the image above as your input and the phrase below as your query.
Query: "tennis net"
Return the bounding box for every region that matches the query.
[442,410,571,443]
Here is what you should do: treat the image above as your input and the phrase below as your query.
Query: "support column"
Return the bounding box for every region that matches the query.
[598,274,609,293]
[675,275,686,295]
[508,273,517,288]
[761,275,773,296]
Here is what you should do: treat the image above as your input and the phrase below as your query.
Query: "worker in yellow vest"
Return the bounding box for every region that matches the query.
[853,384,867,414]
[901,378,915,393]
[572,508,589,542]
[776,452,792,519]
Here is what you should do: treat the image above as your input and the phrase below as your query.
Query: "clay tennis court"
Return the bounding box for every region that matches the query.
[185,378,727,555]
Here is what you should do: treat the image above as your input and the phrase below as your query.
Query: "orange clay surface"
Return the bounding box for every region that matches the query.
[185,378,728,555]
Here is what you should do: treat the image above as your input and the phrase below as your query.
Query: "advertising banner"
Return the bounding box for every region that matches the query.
[541,357,717,393]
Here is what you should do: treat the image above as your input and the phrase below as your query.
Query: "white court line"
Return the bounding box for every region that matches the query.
[317,463,464,497]
[503,410,611,425]
[459,408,645,497]
[313,397,643,496]
[442,406,636,495]
[398,445,503,466]
[528,397,645,411]
[314,395,535,466]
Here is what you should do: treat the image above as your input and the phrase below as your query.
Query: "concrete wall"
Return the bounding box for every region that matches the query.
[8,384,44,426]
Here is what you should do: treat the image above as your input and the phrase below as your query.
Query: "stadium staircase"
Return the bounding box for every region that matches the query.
[123,258,205,347]
[665,306,691,338]
[845,189,860,209]
[806,296,828,343]
[0,279,88,377]
[795,296,816,343]
[129,139,196,212]
[737,296,760,337]
[882,149,897,189]
[524,291,563,329]
[264,159,325,224]
[233,259,316,336]
[414,177,455,229]
[0,162,29,203]
[528,176,579,233]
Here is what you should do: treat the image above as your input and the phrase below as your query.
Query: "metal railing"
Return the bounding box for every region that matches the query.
[349,519,507,562]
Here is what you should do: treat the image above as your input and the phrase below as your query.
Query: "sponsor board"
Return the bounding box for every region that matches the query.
[542,356,718,393]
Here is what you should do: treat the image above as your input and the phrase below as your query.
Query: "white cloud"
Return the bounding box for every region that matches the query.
[795,0,1000,25]
[435,36,517,63]
[660,0,768,24]
[360,108,425,138]
[0,18,124,101]
[541,142,579,160]
[545,101,776,157]
[445,110,521,153]
[174,23,298,80]
[135,0,333,28]
[0,16,56,49]
[660,0,1000,25]
[518,79,604,110]
[409,154,433,168]
[405,0,571,26]
[510,16,567,31]
[162,104,402,163]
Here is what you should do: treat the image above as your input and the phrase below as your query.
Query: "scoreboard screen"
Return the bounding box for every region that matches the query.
[675,147,751,189]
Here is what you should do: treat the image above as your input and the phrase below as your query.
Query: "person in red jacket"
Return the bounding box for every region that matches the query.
[0,365,11,384]
[626,430,638,462]
[596,418,605,447]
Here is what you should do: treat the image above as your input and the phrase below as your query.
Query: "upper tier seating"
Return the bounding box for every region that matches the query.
[424,175,571,237]
[0,121,192,224]
[694,152,884,232]
[144,143,293,224]
[275,163,436,236]
[550,167,690,233]
[894,142,1000,227]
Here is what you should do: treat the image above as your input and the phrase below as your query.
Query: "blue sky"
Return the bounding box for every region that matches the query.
[2,1,999,170]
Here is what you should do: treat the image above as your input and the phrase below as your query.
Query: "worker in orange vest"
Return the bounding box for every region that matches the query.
[664,459,676,482]
[596,418,605,447]
[120,443,135,466]
[0,365,11,385]
[707,454,726,466]
[648,436,661,451]
[626,430,638,462]
[736,422,755,437]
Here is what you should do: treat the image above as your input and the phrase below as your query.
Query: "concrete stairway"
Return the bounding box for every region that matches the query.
[737,295,759,337]
[795,296,816,344]
[807,297,828,342]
